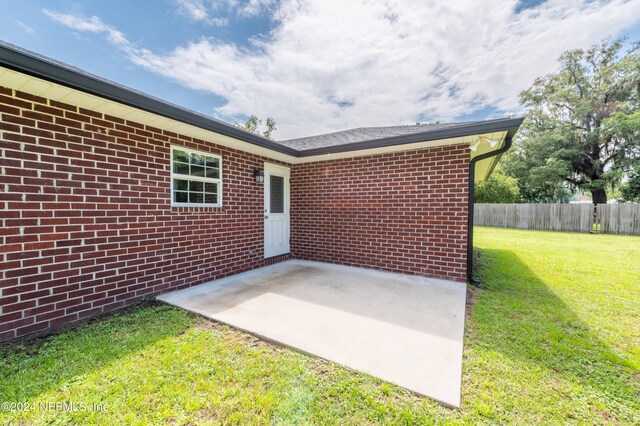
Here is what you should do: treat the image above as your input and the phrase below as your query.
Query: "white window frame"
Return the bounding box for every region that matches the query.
[170,146,223,207]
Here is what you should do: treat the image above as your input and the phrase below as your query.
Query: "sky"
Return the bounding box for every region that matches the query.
[1,0,640,140]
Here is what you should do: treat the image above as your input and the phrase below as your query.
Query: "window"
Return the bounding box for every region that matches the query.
[270,175,284,213]
[171,147,222,207]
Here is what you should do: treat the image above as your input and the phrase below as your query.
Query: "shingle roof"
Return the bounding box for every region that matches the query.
[277,121,485,150]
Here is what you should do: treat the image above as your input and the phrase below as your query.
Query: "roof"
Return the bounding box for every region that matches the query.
[284,118,522,156]
[0,40,523,158]
[278,121,485,150]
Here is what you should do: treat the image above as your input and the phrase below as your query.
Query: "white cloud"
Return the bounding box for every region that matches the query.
[43,9,136,55]
[173,0,273,25]
[45,1,640,139]
[176,0,209,21]
[238,0,276,17]
[13,19,35,34]
[175,0,228,26]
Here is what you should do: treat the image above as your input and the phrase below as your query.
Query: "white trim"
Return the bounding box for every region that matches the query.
[170,145,223,208]
[263,162,291,173]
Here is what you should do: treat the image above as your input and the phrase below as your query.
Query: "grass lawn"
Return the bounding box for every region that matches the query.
[1,227,638,425]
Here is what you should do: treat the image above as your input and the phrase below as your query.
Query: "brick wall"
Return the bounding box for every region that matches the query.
[0,86,289,341]
[290,146,469,281]
[0,84,471,342]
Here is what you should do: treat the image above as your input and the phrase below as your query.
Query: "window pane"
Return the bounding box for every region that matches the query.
[174,191,188,203]
[205,192,217,204]
[270,175,284,214]
[189,181,204,192]
[173,149,188,163]
[190,165,205,177]
[173,162,189,175]
[173,179,188,191]
[189,192,204,203]
[191,154,205,166]
[205,167,219,179]
[204,182,217,193]
[205,157,219,167]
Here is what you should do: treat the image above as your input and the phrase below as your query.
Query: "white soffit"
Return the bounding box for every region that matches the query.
[471,131,508,183]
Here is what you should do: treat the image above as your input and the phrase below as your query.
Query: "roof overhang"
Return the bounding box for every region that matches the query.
[0,41,523,165]
[470,131,515,183]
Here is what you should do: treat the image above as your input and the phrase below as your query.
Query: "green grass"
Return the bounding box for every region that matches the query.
[1,228,638,425]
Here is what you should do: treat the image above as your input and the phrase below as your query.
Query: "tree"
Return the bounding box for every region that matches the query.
[504,38,640,205]
[620,164,640,202]
[474,168,521,203]
[235,115,277,139]
[502,150,574,203]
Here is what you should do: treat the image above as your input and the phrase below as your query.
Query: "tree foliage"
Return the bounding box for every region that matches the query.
[502,150,574,203]
[620,164,640,202]
[504,38,640,204]
[475,168,521,203]
[235,115,277,139]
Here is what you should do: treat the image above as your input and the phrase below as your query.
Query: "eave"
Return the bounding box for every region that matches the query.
[0,41,523,165]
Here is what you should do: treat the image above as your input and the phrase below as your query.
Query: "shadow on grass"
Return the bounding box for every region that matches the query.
[473,248,638,415]
[0,302,193,403]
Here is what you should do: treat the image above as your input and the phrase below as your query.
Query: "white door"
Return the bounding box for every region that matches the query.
[264,163,290,258]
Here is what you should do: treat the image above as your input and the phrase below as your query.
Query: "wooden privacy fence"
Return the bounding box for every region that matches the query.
[596,204,640,235]
[474,203,640,235]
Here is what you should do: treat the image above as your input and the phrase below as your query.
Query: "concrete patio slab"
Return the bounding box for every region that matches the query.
[157,260,467,407]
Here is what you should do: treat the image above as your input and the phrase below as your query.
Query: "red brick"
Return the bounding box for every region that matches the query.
[49,99,77,112]
[0,84,470,344]
[3,114,35,127]
[15,90,47,103]
[50,313,78,328]
[16,321,50,337]
[0,330,16,341]
[0,104,20,116]
[0,244,22,253]
[2,300,37,314]
[0,94,32,109]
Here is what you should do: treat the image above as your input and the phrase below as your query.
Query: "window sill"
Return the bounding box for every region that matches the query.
[170,203,222,208]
